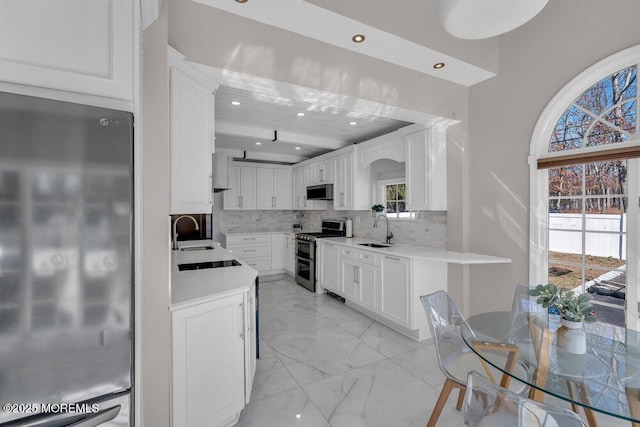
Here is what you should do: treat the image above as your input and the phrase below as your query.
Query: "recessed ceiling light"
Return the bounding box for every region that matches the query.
[352,34,365,43]
[349,121,357,126]
[255,142,261,145]
[235,0,248,3]
[295,147,301,150]
[297,112,305,117]
[230,101,241,106]
[433,62,445,69]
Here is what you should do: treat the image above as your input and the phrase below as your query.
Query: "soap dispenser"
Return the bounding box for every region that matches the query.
[345,218,353,238]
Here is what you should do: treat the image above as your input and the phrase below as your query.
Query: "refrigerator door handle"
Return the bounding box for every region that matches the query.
[14,404,121,427]
[67,405,121,427]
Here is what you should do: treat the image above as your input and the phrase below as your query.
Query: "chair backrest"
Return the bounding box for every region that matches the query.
[463,371,587,427]
[420,291,471,377]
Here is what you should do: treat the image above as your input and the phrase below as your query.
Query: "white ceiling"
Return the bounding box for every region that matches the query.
[215,85,412,159]
[194,0,496,86]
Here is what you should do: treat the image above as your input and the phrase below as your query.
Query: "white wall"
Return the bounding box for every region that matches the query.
[466,0,640,314]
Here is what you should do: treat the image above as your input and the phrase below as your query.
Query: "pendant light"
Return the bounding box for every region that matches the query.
[437,0,548,40]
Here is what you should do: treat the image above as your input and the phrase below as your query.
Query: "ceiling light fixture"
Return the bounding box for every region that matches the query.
[235,0,248,3]
[433,62,445,69]
[297,112,305,117]
[230,101,241,106]
[437,0,548,40]
[295,147,301,150]
[255,142,261,145]
[352,34,365,43]
[349,121,357,126]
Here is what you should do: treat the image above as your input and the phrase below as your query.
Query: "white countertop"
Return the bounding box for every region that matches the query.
[319,237,511,265]
[170,239,258,310]
[221,231,294,236]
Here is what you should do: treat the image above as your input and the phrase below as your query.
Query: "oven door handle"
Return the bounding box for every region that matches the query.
[296,256,315,262]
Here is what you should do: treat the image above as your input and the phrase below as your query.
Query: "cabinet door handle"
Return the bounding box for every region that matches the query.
[244,237,256,241]
[245,249,256,252]
[297,196,300,207]
[272,196,276,208]
[303,195,307,207]
[355,267,359,283]
[324,243,334,246]
[385,256,401,261]
[320,169,324,182]
[340,192,345,207]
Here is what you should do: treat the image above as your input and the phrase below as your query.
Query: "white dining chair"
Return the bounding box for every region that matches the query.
[420,291,529,427]
[464,371,587,427]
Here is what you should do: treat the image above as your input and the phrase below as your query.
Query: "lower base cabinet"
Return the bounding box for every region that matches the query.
[379,256,411,328]
[172,286,255,427]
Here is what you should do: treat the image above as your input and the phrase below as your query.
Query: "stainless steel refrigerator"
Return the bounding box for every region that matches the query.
[0,92,133,426]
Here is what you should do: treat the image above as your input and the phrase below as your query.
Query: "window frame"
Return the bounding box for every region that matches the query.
[529,45,640,329]
[377,178,417,220]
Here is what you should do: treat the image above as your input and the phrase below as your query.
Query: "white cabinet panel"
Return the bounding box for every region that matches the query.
[318,242,340,293]
[224,164,257,210]
[358,263,378,313]
[256,167,292,210]
[0,0,134,103]
[285,233,295,274]
[273,168,292,209]
[379,256,411,328]
[172,293,245,427]
[405,129,447,211]
[169,67,215,214]
[245,284,256,404]
[340,258,358,302]
[271,234,286,270]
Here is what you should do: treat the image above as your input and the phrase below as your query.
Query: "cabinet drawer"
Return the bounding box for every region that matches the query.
[227,235,271,245]
[228,244,271,258]
[240,257,271,271]
[341,247,358,259]
[358,251,378,265]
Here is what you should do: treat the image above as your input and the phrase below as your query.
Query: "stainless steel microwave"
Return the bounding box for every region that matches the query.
[306,183,333,200]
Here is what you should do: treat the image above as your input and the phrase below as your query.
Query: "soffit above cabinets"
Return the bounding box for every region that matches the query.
[193,0,496,87]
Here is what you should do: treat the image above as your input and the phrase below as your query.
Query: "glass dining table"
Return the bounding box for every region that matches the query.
[461,310,640,426]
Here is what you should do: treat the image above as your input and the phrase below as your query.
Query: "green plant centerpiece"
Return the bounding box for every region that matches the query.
[528,284,597,323]
[371,204,385,213]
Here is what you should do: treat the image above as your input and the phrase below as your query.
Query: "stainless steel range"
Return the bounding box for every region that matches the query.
[295,219,346,292]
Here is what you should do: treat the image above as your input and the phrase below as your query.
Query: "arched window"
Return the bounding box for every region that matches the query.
[530,46,640,330]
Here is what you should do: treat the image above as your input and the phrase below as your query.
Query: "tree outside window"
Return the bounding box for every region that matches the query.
[380,182,414,219]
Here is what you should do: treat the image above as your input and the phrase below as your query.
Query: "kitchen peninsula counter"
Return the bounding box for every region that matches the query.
[170,239,258,310]
[319,237,511,264]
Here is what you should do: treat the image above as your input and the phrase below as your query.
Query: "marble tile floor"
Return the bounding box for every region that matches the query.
[238,275,625,427]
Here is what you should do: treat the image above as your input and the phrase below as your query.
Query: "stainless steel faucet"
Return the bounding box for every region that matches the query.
[172,215,200,250]
[373,213,393,244]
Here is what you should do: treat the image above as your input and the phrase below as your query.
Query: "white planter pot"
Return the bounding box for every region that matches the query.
[557,318,586,354]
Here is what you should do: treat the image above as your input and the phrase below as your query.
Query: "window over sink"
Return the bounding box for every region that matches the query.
[378,179,418,220]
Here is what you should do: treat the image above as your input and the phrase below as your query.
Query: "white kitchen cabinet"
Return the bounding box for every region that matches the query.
[271,234,286,270]
[405,128,447,211]
[245,282,257,404]
[292,166,327,210]
[333,150,369,210]
[339,253,379,312]
[168,48,218,214]
[317,241,340,293]
[224,163,257,210]
[0,0,134,107]
[225,234,271,272]
[172,292,246,427]
[256,167,292,210]
[379,255,411,328]
[340,258,359,302]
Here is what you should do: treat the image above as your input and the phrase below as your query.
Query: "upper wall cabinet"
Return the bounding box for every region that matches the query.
[224,162,292,211]
[0,0,134,107]
[169,47,218,214]
[405,128,447,211]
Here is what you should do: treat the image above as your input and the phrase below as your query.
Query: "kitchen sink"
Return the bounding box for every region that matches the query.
[180,246,215,251]
[358,243,391,248]
[178,260,241,271]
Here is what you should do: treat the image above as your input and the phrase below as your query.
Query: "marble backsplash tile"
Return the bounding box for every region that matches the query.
[217,204,446,249]
[220,210,295,234]
[297,204,446,249]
